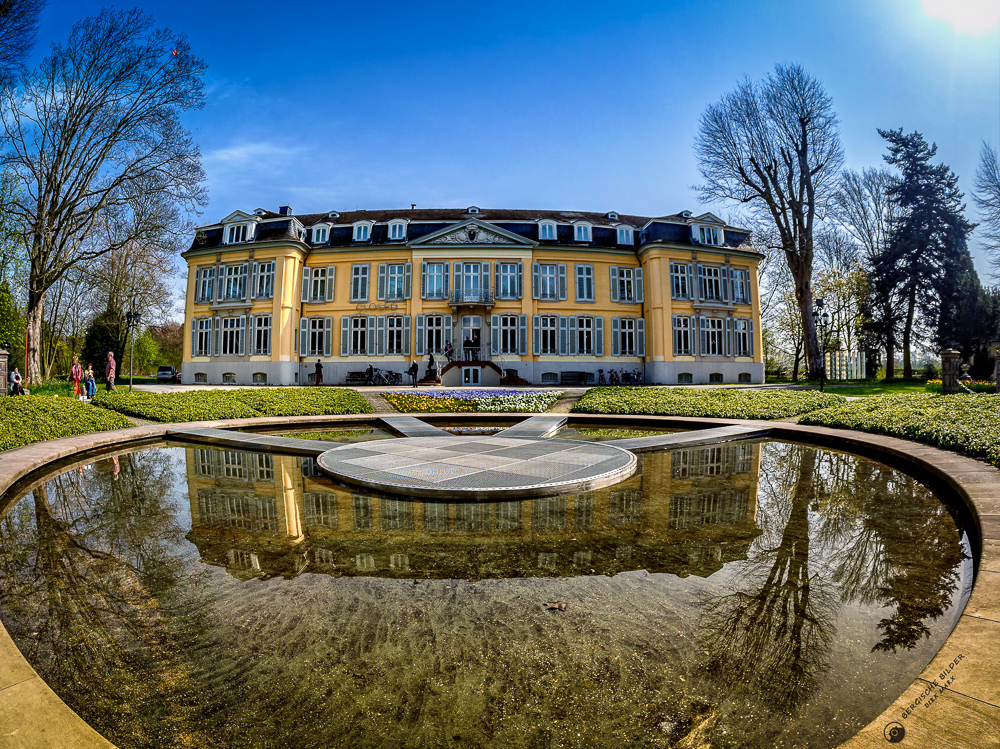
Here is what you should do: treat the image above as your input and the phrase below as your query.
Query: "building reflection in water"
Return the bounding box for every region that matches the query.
[184,441,763,581]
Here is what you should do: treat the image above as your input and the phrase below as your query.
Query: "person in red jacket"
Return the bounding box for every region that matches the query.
[105,352,116,392]
[69,356,82,397]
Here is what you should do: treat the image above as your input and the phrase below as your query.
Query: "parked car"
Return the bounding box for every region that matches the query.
[157,365,181,383]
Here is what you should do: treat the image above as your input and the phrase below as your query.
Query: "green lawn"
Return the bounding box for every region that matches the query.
[572,387,845,419]
[0,396,134,451]
[800,393,1000,467]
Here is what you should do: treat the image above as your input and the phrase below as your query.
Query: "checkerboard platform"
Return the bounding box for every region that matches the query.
[316,435,637,500]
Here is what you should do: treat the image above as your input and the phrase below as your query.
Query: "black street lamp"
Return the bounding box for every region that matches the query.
[125,296,142,393]
[811,298,830,392]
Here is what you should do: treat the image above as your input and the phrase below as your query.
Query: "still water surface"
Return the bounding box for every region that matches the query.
[0,436,970,749]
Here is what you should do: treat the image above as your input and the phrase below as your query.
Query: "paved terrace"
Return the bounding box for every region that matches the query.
[0,412,996,748]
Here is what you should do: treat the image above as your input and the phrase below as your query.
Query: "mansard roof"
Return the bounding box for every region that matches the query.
[187,206,753,253]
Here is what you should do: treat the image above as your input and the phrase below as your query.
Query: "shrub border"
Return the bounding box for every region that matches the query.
[0,413,996,749]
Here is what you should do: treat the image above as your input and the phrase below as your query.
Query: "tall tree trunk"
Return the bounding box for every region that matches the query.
[903,285,916,378]
[25,291,44,385]
[789,256,822,379]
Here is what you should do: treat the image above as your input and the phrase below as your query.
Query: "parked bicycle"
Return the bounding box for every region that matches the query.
[370,366,402,386]
[597,369,606,385]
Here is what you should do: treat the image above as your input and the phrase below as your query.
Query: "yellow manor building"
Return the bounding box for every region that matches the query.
[181,206,764,386]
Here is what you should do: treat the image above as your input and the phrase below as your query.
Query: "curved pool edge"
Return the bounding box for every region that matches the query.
[0,413,995,749]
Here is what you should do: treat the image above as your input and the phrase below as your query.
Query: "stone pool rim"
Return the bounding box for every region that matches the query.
[0,412,995,749]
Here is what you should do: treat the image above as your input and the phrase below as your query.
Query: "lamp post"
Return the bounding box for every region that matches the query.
[811,298,830,392]
[125,295,141,394]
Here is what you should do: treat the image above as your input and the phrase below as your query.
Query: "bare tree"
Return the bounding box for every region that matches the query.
[695,63,844,379]
[0,8,206,383]
[0,0,46,83]
[974,142,1000,273]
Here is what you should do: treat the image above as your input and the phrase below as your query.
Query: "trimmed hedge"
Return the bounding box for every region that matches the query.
[93,388,371,423]
[572,387,845,420]
[800,393,1000,466]
[0,397,134,451]
[382,391,561,413]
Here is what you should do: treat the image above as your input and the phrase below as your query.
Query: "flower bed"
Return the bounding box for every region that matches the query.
[800,393,1000,466]
[572,387,844,420]
[925,379,995,394]
[0,396,134,451]
[93,388,371,423]
[382,389,562,413]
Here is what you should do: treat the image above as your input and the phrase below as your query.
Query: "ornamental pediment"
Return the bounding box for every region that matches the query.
[410,219,536,247]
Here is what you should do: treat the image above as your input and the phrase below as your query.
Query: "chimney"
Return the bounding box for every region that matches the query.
[410,204,416,210]
[279,206,292,216]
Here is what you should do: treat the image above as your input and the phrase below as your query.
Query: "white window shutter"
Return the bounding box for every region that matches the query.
[214,316,221,356]
[672,315,678,355]
[324,317,333,357]
[404,262,412,300]
[377,264,386,300]
[568,316,577,355]
[595,316,604,357]
[250,262,258,300]
[367,315,377,357]
[490,314,500,354]
[420,261,427,299]
[300,318,309,356]
[301,266,310,302]
[698,265,706,301]
[610,267,619,302]
[749,319,755,357]
[558,264,567,301]
[494,262,501,296]
[532,262,539,300]
[241,263,249,301]
[216,264,225,302]
[690,315,697,355]
[190,318,197,357]
[517,262,523,299]
[208,267,215,301]
[721,267,730,302]
[454,262,462,293]
[532,315,540,355]
[637,318,646,357]
[746,271,753,304]
[558,316,568,355]
[700,316,707,355]
[611,317,620,357]
[326,266,336,302]
[635,268,644,303]
[686,263,694,300]
[340,316,350,356]
[481,263,490,298]
[403,315,411,356]
[443,263,449,296]
[415,314,425,355]
[725,317,733,356]
[376,316,386,356]
[266,314,273,355]
[443,314,453,346]
[518,314,527,355]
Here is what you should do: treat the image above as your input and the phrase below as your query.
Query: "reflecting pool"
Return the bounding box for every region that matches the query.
[0,438,971,749]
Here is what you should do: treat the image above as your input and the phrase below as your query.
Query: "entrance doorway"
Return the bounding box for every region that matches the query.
[461,315,482,360]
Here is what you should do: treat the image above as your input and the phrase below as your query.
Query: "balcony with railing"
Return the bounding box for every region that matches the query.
[457,345,493,362]
[449,289,495,308]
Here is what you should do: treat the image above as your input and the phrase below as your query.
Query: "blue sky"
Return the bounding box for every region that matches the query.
[37,0,1000,276]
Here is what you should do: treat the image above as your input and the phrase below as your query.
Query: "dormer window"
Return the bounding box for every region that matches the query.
[327,210,340,219]
[574,223,592,242]
[388,220,407,241]
[699,226,721,245]
[607,211,619,220]
[466,206,480,214]
[353,222,372,242]
[226,223,249,244]
[313,225,328,244]
[539,221,557,241]
[616,226,634,245]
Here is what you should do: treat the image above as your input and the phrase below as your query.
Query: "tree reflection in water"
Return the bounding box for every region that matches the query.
[0,451,213,747]
[689,443,964,748]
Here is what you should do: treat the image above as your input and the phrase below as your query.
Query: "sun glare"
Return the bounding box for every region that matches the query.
[920,0,1000,34]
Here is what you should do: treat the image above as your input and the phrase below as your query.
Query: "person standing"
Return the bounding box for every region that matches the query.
[105,351,116,392]
[407,360,419,388]
[8,366,23,395]
[84,364,96,398]
[315,359,323,386]
[69,356,82,398]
